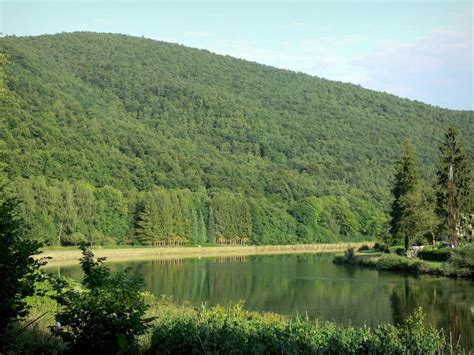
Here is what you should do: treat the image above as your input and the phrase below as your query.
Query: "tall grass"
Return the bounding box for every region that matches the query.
[14,288,466,354]
[147,300,456,354]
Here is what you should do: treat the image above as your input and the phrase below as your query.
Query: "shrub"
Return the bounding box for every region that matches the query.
[0,190,47,348]
[148,303,447,354]
[394,247,405,256]
[418,248,450,262]
[61,232,87,246]
[333,247,357,264]
[344,247,356,262]
[443,244,474,279]
[400,307,447,354]
[358,244,370,251]
[51,245,152,353]
[375,255,421,273]
[373,242,390,253]
[5,323,66,355]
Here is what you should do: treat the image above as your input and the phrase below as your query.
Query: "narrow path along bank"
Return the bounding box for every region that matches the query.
[39,242,372,265]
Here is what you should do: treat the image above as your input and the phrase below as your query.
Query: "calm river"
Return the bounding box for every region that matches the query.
[47,253,473,349]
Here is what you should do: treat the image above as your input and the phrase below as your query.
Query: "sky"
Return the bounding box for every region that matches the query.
[1,1,473,110]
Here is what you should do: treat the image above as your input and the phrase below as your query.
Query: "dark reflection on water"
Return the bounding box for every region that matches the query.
[46,253,474,349]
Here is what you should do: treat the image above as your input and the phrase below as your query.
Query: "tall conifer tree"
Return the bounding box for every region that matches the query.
[190,208,199,245]
[135,202,156,245]
[390,140,419,251]
[435,127,472,244]
[197,210,207,244]
[208,205,216,243]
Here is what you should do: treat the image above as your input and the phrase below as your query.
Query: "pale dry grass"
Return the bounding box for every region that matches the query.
[39,242,373,266]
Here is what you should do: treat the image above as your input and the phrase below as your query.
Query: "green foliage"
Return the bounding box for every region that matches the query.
[0,179,46,347]
[13,177,130,246]
[208,191,251,243]
[51,245,152,353]
[94,186,129,244]
[401,307,448,354]
[135,187,207,245]
[289,195,383,244]
[443,243,474,279]
[435,127,472,244]
[197,209,207,245]
[6,283,66,354]
[1,33,472,246]
[373,242,389,253]
[335,252,446,277]
[374,255,423,273]
[398,185,439,246]
[148,302,447,354]
[418,248,450,262]
[333,247,362,264]
[394,247,405,256]
[344,247,357,263]
[249,198,296,245]
[0,53,7,93]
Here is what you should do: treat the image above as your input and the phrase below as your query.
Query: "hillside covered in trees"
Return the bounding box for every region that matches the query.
[0,32,472,246]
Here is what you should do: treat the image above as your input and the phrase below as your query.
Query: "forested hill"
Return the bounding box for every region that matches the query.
[0,32,472,246]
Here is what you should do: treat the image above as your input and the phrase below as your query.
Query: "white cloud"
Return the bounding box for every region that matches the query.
[353,9,473,108]
[203,7,472,109]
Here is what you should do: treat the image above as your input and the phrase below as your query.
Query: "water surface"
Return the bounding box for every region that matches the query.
[47,253,473,349]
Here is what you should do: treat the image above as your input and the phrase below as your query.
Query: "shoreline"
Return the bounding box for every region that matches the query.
[39,242,372,266]
[332,251,473,281]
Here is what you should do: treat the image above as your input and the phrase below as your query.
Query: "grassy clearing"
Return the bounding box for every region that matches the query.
[39,242,373,265]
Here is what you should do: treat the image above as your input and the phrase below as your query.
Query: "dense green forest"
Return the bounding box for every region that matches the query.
[0,32,472,246]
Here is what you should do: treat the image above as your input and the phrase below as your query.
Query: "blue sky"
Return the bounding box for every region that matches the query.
[1,1,473,110]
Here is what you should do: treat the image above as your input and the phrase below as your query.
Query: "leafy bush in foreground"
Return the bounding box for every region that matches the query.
[51,245,152,353]
[148,303,447,354]
[0,185,46,348]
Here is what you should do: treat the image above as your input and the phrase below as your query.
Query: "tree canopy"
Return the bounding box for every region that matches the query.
[0,32,472,245]
[435,127,472,244]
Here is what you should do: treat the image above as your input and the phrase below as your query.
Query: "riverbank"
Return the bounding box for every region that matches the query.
[333,244,473,280]
[39,242,373,265]
[334,252,443,276]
